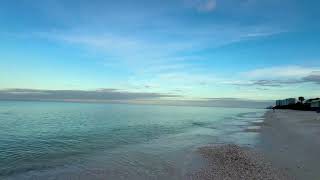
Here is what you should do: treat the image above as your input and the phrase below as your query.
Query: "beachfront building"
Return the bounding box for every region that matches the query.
[310,99,320,108]
[276,98,296,107]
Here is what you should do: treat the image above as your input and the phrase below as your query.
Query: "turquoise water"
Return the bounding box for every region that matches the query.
[0,101,266,179]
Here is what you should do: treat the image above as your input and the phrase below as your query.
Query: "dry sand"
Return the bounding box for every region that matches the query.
[257,110,320,179]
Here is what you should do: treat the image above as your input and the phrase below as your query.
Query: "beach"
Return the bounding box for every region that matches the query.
[193,110,320,179]
[0,101,266,180]
[257,110,320,179]
[1,101,320,179]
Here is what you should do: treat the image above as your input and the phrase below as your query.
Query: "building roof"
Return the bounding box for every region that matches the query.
[305,98,320,103]
[311,99,320,103]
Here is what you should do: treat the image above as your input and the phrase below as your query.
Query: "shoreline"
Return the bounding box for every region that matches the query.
[2,108,319,179]
[192,109,320,179]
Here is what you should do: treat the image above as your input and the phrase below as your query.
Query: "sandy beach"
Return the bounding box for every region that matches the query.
[192,110,320,180]
[257,110,320,179]
[2,104,319,180]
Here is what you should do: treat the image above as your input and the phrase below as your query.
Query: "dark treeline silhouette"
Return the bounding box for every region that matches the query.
[274,102,311,111]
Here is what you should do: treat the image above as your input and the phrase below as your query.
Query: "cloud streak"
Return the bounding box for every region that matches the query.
[0,89,179,102]
[243,66,320,79]
[235,67,320,87]
[0,89,272,108]
[186,0,217,12]
[28,24,285,81]
[302,73,320,84]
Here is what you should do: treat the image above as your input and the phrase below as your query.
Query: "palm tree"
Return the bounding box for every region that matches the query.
[298,97,305,104]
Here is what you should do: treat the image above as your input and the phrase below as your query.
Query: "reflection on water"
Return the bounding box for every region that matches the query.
[0,101,265,179]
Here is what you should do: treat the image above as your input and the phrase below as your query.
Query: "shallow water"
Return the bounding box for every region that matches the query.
[0,101,266,179]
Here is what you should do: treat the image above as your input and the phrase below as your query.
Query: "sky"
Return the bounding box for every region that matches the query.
[0,0,320,107]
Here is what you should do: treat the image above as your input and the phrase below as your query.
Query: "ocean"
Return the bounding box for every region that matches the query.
[0,101,266,179]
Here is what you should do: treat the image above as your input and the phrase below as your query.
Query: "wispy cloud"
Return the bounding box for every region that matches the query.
[29,24,285,77]
[185,0,217,12]
[302,72,320,84]
[243,66,320,79]
[236,66,320,87]
[243,30,287,38]
[232,79,303,87]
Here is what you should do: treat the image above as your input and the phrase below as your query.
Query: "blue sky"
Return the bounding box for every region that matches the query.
[0,0,320,104]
